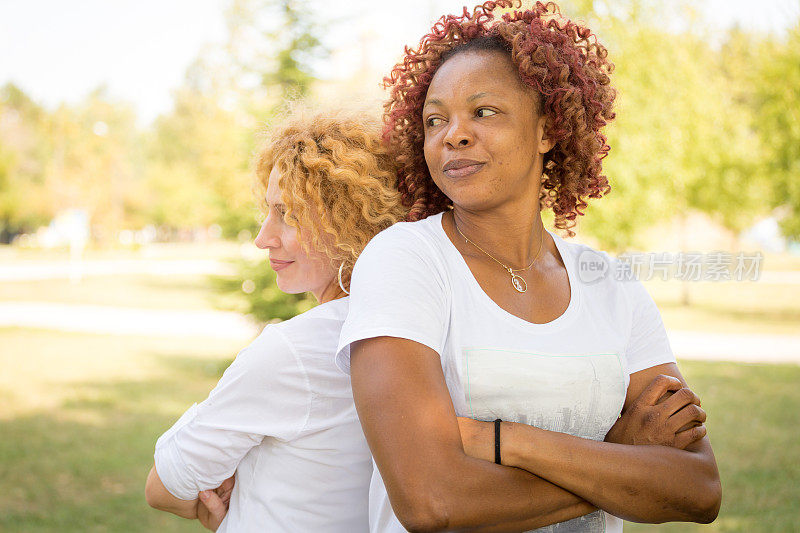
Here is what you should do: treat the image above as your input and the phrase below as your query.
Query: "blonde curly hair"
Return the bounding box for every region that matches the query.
[254,106,407,291]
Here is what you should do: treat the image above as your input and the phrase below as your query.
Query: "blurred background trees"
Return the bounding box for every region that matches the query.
[1,0,798,315]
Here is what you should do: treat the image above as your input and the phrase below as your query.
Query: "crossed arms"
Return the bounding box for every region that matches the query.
[350,336,721,532]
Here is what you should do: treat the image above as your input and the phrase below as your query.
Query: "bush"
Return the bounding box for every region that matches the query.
[212,259,317,323]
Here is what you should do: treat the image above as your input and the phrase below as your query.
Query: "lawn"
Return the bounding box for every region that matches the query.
[0,327,245,533]
[645,278,800,336]
[1,326,798,532]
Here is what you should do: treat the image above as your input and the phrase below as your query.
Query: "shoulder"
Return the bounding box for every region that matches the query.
[274,297,348,336]
[355,215,447,277]
[361,216,442,256]
[262,298,348,360]
[554,234,644,310]
[231,323,297,374]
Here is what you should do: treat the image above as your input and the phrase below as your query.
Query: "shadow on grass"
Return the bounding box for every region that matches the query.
[0,352,231,533]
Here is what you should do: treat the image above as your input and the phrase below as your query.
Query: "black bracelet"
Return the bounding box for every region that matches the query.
[494,418,502,465]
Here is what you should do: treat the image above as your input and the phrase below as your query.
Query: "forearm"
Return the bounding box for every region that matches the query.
[145,466,199,519]
[467,499,596,532]
[377,441,596,530]
[503,424,721,523]
[353,337,595,531]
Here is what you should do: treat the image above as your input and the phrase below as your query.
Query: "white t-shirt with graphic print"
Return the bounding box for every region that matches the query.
[337,212,676,533]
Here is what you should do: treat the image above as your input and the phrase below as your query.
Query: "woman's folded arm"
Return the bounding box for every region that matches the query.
[467,363,721,524]
[350,336,600,532]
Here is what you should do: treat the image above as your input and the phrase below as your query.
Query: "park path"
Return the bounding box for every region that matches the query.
[0,258,235,281]
[0,301,260,340]
[2,256,798,363]
[0,301,798,364]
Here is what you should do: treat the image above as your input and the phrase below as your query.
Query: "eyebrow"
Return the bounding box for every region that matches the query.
[467,92,490,102]
[424,92,493,108]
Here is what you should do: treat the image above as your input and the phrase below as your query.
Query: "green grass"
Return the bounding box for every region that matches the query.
[0,327,242,533]
[626,361,800,532]
[1,327,798,532]
[645,279,800,336]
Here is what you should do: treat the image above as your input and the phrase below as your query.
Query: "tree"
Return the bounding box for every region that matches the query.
[145,88,257,237]
[44,87,143,242]
[753,22,800,240]
[577,5,767,251]
[223,0,327,101]
[0,83,52,241]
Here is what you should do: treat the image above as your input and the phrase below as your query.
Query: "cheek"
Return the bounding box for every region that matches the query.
[423,138,437,166]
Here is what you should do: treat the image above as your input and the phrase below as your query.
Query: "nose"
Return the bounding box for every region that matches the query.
[254,214,280,250]
[443,117,473,148]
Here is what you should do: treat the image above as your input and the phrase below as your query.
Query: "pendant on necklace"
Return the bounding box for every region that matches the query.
[511,273,527,293]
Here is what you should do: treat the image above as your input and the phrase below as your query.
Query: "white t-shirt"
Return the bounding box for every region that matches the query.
[155,297,372,533]
[337,212,676,533]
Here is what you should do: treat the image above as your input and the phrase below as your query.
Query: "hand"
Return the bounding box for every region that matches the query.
[457,417,495,462]
[197,474,235,531]
[605,374,707,450]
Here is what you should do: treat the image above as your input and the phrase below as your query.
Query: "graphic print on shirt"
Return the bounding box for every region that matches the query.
[461,348,626,533]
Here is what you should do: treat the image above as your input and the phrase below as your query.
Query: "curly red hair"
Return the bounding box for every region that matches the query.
[383,0,616,235]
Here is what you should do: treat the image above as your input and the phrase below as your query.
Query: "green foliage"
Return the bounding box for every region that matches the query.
[0,1,797,248]
[212,258,316,322]
[145,89,259,237]
[753,22,800,240]
[578,8,766,250]
[224,0,327,100]
[0,83,53,238]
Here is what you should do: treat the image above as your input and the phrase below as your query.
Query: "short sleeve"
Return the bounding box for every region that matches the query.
[622,279,676,374]
[154,326,311,500]
[336,225,450,374]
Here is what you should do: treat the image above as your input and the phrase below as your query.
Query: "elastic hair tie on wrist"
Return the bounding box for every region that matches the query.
[494,418,502,465]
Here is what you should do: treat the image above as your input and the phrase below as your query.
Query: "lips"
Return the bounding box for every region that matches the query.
[442,158,485,178]
[269,259,294,272]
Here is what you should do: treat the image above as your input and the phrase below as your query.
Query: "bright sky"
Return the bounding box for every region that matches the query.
[1,0,797,124]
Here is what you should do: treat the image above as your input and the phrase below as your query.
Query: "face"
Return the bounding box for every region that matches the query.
[254,165,338,301]
[422,49,554,212]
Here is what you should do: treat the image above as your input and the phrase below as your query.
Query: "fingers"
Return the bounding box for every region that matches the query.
[218,474,235,493]
[637,374,683,406]
[213,474,235,506]
[660,387,701,416]
[198,490,228,531]
[673,423,707,450]
[668,403,707,433]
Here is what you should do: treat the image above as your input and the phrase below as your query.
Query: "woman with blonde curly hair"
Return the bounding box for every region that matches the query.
[338,1,721,531]
[145,107,406,532]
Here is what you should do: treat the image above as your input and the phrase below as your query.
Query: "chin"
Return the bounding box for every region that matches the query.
[433,178,493,210]
[275,276,308,295]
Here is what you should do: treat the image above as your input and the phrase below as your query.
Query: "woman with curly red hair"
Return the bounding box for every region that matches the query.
[337,2,721,531]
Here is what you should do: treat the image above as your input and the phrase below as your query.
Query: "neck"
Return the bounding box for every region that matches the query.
[313,278,348,304]
[452,201,547,269]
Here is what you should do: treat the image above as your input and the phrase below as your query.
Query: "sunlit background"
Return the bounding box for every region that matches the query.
[1,0,799,531]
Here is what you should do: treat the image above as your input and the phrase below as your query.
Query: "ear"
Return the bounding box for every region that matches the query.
[536,115,555,154]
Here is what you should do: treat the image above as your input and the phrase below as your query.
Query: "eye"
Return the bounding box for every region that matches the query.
[476,108,497,118]
[425,116,444,128]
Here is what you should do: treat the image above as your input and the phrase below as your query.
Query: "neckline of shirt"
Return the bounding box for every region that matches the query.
[429,211,582,333]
